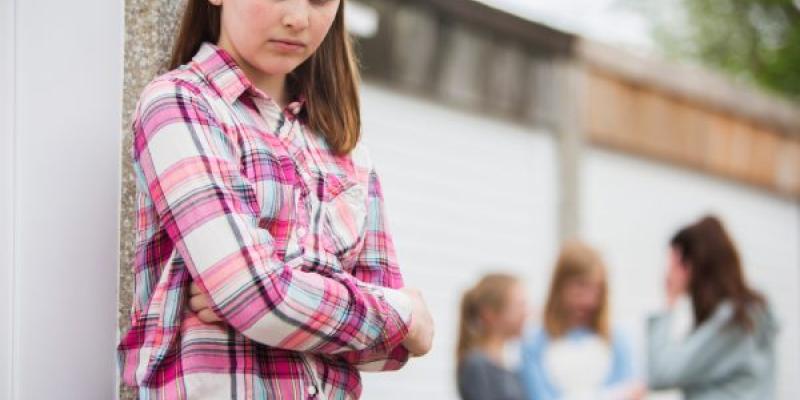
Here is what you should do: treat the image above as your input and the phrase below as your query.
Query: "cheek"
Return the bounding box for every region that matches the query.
[227,2,274,46]
[504,303,526,326]
[563,287,579,306]
[308,8,338,49]
[669,263,687,282]
[668,258,679,271]
[669,250,685,270]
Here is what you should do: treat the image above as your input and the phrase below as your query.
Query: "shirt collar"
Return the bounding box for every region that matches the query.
[190,41,306,116]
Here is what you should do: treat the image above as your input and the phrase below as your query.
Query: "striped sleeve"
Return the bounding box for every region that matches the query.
[131,77,412,355]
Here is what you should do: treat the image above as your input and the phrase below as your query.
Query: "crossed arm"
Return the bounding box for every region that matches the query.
[134,78,431,366]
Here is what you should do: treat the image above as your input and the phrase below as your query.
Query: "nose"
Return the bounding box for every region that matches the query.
[282,0,310,31]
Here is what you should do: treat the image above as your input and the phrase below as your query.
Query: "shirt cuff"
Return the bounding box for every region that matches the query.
[381,287,414,350]
[357,342,411,371]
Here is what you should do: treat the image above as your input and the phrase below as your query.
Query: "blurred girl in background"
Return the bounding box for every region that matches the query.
[456,273,529,400]
[520,240,644,400]
[647,215,778,399]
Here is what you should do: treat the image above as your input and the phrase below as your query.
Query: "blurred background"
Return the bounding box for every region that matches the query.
[0,0,798,399]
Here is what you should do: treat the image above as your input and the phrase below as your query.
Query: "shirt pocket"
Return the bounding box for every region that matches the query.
[317,171,368,270]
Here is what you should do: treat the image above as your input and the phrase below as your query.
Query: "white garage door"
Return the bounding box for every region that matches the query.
[581,148,800,400]
[358,83,560,399]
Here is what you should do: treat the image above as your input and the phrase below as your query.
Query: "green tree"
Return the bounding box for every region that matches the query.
[629,0,800,99]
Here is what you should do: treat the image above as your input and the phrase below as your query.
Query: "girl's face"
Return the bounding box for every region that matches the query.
[666,246,690,294]
[562,271,603,326]
[211,0,341,77]
[484,283,528,339]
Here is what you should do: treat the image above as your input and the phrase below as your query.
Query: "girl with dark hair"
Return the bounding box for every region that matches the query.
[116,1,433,398]
[647,215,778,400]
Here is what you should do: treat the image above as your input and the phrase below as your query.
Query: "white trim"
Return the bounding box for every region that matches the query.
[11,0,123,396]
[113,2,125,397]
[0,0,16,399]
[110,3,126,397]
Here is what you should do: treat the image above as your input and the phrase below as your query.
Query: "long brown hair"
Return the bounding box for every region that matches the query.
[456,273,520,363]
[543,240,610,341]
[168,0,361,155]
[671,215,765,331]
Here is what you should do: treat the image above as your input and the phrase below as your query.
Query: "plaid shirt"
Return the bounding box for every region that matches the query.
[117,42,413,400]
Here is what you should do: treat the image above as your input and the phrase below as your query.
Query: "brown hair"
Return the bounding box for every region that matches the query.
[456,273,520,363]
[671,215,765,331]
[168,0,362,155]
[543,240,610,341]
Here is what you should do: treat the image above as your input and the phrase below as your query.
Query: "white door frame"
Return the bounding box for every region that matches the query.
[6,0,123,397]
[0,0,17,398]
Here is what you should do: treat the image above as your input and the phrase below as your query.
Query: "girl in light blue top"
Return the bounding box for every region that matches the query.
[520,240,644,400]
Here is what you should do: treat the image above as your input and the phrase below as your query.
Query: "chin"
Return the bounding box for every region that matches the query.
[252,57,305,76]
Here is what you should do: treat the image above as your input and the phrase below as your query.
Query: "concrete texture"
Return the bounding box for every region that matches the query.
[118,1,183,398]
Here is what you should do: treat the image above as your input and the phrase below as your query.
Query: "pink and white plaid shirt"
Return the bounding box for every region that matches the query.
[117,41,413,400]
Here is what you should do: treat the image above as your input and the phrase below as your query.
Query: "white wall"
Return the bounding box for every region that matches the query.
[2,0,125,398]
[1,0,17,398]
[581,148,800,400]
[358,83,561,399]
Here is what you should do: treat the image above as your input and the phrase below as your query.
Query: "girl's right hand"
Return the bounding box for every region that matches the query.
[399,287,434,357]
[189,281,223,324]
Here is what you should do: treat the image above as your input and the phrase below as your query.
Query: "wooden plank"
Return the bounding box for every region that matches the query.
[585,70,799,199]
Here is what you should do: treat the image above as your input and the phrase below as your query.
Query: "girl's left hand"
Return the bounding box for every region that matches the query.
[189,281,223,323]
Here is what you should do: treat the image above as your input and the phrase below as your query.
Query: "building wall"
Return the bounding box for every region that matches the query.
[581,148,800,400]
[358,82,560,400]
[1,0,125,398]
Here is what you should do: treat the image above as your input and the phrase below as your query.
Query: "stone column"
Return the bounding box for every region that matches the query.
[553,59,585,241]
[118,1,183,398]
[526,56,585,241]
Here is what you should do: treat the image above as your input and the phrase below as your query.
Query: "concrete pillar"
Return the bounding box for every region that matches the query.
[119,1,183,399]
[552,60,585,241]
[523,57,584,241]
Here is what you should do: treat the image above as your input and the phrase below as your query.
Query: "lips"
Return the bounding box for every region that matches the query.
[269,39,306,52]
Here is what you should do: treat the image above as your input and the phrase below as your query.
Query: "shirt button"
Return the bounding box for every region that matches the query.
[307,385,317,395]
[297,227,307,237]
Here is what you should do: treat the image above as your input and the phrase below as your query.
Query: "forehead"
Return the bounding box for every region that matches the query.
[565,268,604,283]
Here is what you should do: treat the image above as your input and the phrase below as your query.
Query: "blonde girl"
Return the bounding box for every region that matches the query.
[520,240,643,400]
[456,273,528,400]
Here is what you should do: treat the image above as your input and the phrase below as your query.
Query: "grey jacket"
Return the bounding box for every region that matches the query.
[457,350,527,400]
[647,300,778,400]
